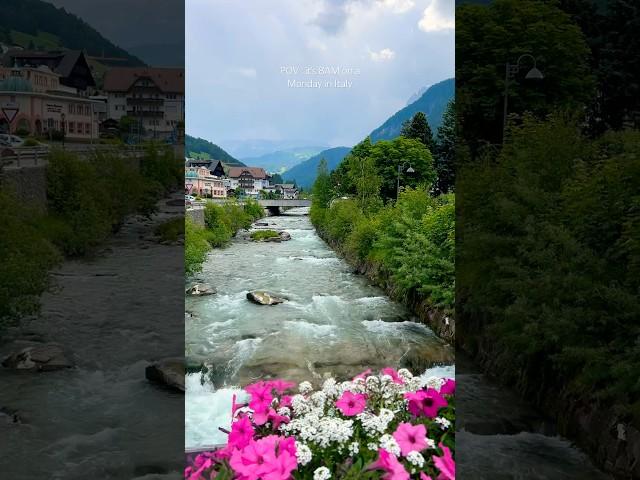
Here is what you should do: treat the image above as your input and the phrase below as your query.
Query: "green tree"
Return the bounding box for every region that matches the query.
[456,0,594,153]
[347,155,382,213]
[367,137,436,201]
[433,100,456,194]
[401,112,435,153]
[312,158,332,209]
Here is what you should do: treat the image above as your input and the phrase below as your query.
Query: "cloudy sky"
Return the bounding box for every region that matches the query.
[187,0,454,149]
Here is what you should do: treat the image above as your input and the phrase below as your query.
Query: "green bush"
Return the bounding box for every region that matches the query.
[250,230,280,241]
[0,190,60,330]
[185,217,211,276]
[244,198,264,220]
[203,203,233,247]
[154,217,184,243]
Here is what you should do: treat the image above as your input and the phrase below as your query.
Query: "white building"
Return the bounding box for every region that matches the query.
[226,166,270,196]
[103,67,184,140]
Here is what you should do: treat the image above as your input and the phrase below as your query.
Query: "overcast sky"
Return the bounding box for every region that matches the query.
[187,0,454,149]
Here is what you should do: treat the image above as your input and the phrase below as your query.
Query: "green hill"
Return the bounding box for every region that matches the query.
[240,146,327,174]
[186,135,245,166]
[284,147,351,189]
[370,78,454,142]
[0,0,143,65]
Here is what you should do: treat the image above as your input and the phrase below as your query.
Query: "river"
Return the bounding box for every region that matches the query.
[185,208,611,479]
[0,195,184,479]
[185,208,454,448]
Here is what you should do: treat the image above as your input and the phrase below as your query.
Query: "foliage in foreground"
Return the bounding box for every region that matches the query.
[459,114,640,423]
[0,144,182,330]
[185,199,265,275]
[185,368,455,480]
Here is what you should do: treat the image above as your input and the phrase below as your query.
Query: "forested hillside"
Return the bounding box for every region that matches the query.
[186,135,244,166]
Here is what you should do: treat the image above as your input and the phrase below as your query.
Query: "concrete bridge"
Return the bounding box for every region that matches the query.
[200,198,311,215]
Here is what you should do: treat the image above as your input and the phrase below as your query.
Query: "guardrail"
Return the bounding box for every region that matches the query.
[0,144,157,169]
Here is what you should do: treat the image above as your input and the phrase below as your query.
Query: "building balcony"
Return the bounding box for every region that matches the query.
[127,97,164,106]
[126,110,164,118]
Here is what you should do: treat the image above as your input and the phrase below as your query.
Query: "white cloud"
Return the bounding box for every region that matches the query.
[418,0,454,33]
[231,67,257,78]
[377,0,415,13]
[369,47,396,62]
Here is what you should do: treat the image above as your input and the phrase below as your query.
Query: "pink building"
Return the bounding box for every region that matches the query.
[185,166,226,198]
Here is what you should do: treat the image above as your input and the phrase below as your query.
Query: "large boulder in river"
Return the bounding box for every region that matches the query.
[1,343,73,371]
[186,283,217,296]
[145,358,185,392]
[246,291,287,306]
[279,231,291,241]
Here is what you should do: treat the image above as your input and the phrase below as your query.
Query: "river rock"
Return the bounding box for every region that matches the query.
[262,236,282,243]
[279,231,291,241]
[186,283,217,296]
[246,291,287,306]
[255,222,269,227]
[1,343,73,371]
[0,407,22,424]
[145,358,185,392]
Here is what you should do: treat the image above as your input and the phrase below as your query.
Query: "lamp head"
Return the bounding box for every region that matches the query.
[406,166,415,173]
[525,67,544,80]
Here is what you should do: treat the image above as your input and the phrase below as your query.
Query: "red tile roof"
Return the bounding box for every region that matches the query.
[103,67,184,93]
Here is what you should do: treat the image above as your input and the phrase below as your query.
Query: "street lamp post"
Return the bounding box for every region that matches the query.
[503,53,544,143]
[396,162,415,200]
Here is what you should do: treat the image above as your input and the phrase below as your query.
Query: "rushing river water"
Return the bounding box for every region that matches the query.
[185,208,454,449]
[185,208,611,479]
[0,195,184,479]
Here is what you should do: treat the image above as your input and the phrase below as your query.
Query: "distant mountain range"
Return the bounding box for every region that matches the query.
[186,135,245,166]
[125,43,184,67]
[284,147,352,189]
[284,78,455,188]
[241,147,327,174]
[220,139,328,159]
[0,0,144,65]
[370,78,454,143]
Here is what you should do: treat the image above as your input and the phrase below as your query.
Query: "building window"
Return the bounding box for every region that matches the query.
[85,123,91,135]
[68,104,74,114]
[167,93,176,99]
[85,105,90,116]
[69,122,75,133]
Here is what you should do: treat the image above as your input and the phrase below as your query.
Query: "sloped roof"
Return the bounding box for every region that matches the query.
[227,167,268,179]
[2,49,91,80]
[103,67,184,93]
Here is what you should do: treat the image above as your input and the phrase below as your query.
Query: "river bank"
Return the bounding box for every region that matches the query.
[316,229,454,343]
[0,193,185,479]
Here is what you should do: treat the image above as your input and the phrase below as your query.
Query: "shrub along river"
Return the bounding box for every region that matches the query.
[186,208,610,479]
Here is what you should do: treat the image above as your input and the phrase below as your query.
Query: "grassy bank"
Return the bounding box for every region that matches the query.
[311,189,455,339]
[185,199,264,276]
[0,144,182,331]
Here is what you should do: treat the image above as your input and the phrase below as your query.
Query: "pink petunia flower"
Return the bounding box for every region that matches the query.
[393,422,428,456]
[381,367,404,384]
[369,448,410,480]
[246,382,274,411]
[353,368,372,381]
[420,474,433,480]
[335,391,367,416]
[405,388,448,418]
[263,379,297,394]
[439,379,455,396]
[229,437,278,480]
[252,405,275,426]
[433,443,455,480]
[279,395,292,408]
[228,415,254,450]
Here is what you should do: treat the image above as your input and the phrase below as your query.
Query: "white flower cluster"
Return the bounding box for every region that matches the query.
[281,408,354,448]
[277,406,291,417]
[435,416,451,430]
[357,410,393,435]
[378,433,401,456]
[295,442,313,466]
[299,381,313,394]
[406,450,425,468]
[348,441,359,456]
[421,375,446,391]
[313,466,332,480]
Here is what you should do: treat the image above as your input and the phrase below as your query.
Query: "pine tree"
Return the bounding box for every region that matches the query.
[434,100,455,194]
[401,112,435,153]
